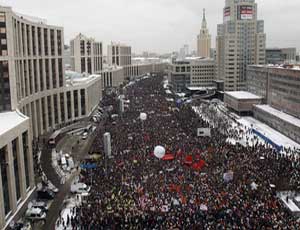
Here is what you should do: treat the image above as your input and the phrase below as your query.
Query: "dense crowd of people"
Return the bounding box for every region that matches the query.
[70,76,299,229]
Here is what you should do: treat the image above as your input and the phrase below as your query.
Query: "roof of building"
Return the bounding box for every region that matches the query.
[0,110,28,136]
[225,91,262,100]
[65,71,101,87]
[254,105,300,128]
[250,64,300,71]
[187,86,216,91]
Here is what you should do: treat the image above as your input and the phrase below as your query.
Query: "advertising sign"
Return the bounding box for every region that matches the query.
[238,5,253,20]
[224,7,231,22]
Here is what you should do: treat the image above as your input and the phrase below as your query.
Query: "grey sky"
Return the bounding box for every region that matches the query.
[1,0,299,54]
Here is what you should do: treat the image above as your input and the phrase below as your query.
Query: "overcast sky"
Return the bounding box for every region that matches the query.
[0,0,299,54]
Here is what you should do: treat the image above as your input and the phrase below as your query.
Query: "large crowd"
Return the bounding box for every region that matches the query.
[69,76,300,229]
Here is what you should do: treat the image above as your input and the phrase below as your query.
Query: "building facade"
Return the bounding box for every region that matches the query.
[266,48,297,64]
[247,65,300,119]
[107,42,131,67]
[216,0,266,91]
[168,58,215,92]
[197,9,211,58]
[0,111,35,229]
[101,66,124,88]
[0,6,104,228]
[70,33,103,74]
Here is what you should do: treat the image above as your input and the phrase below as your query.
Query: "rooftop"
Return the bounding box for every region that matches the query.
[255,105,300,128]
[225,91,262,100]
[0,110,28,136]
[65,71,101,87]
[250,64,300,71]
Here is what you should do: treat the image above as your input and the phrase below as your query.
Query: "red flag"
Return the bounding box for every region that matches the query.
[184,155,193,165]
[162,154,175,161]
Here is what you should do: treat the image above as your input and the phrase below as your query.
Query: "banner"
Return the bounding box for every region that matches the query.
[197,128,211,137]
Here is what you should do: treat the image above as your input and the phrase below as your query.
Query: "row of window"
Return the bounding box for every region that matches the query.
[12,17,62,57]
[20,89,86,137]
[0,131,31,216]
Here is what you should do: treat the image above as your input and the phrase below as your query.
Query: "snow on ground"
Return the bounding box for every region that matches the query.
[279,193,300,213]
[237,116,300,150]
[193,103,300,153]
[55,195,82,230]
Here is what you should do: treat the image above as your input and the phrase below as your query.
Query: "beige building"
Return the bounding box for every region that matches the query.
[168,58,215,92]
[101,65,124,88]
[107,42,131,67]
[197,9,211,58]
[70,33,103,74]
[0,111,35,229]
[0,6,103,228]
[216,0,266,91]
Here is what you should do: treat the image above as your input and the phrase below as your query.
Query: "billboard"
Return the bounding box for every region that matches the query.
[238,5,253,20]
[224,7,231,22]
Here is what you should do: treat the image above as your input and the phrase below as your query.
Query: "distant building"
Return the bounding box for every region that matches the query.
[179,45,189,60]
[168,58,215,92]
[107,42,131,66]
[197,9,211,58]
[70,33,103,74]
[216,0,266,91]
[266,48,297,64]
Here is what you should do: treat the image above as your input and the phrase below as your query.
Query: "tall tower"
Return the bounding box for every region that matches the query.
[197,9,211,57]
[216,0,266,91]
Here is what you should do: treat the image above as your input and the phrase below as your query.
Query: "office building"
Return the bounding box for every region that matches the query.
[168,58,215,92]
[0,6,104,228]
[70,33,103,74]
[216,0,266,91]
[107,42,131,66]
[197,9,211,58]
[266,47,297,64]
[247,65,300,119]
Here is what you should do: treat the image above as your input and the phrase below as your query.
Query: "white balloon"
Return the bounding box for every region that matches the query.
[140,113,147,121]
[154,146,166,159]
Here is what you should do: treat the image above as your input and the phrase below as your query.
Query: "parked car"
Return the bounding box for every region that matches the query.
[82,132,88,140]
[25,208,46,221]
[9,221,31,230]
[29,200,49,212]
[37,189,55,200]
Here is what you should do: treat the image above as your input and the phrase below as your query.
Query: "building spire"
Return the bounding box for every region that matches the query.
[202,8,207,29]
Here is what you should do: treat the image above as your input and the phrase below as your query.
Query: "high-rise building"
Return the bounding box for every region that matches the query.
[179,44,189,60]
[107,42,131,67]
[0,6,105,227]
[216,0,266,91]
[197,9,211,58]
[70,33,103,74]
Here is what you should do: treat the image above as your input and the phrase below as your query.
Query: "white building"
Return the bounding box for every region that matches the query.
[0,6,103,228]
[70,33,103,74]
[107,42,131,67]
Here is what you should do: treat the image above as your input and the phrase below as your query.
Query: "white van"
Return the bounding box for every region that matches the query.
[25,207,46,221]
